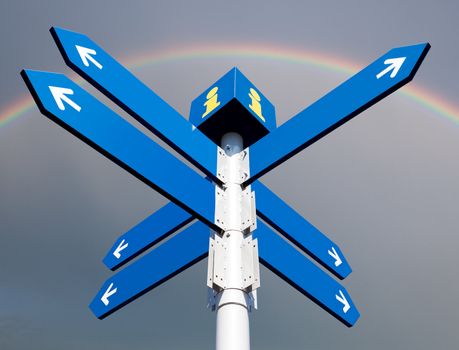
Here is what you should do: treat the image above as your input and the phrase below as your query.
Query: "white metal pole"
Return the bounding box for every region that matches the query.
[215,132,251,350]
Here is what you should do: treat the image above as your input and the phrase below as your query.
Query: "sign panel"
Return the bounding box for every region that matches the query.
[189,67,275,147]
[21,70,220,231]
[247,43,431,184]
[253,182,351,279]
[255,220,359,327]
[90,221,209,319]
[50,27,220,183]
[234,68,276,131]
[104,204,194,271]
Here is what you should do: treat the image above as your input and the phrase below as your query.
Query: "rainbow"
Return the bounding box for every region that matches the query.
[2,43,458,129]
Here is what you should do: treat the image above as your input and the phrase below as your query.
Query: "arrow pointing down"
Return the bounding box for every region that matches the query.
[75,45,103,69]
[113,239,129,259]
[48,86,81,112]
[336,290,350,313]
[376,57,406,79]
[327,246,342,267]
[101,283,117,306]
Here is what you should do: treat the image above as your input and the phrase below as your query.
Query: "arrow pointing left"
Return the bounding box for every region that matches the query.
[75,45,103,69]
[49,86,81,112]
[21,70,220,231]
[101,283,117,306]
[113,240,128,259]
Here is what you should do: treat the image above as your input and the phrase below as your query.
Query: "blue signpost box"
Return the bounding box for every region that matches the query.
[21,27,430,350]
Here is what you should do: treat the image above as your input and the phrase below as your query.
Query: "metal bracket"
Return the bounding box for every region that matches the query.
[248,290,258,312]
[214,186,227,231]
[214,186,256,232]
[249,190,257,233]
[216,147,250,185]
[207,233,225,290]
[241,238,260,290]
[207,288,258,313]
[207,287,218,311]
[241,187,256,232]
[207,235,260,292]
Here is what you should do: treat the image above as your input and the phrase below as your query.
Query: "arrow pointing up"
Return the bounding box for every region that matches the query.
[327,247,343,267]
[75,45,103,70]
[101,283,117,306]
[113,239,129,259]
[48,86,81,112]
[376,57,406,79]
[336,290,350,313]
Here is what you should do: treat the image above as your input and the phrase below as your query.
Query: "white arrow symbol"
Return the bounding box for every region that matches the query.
[336,290,350,313]
[48,86,81,112]
[101,282,117,306]
[113,239,129,259]
[376,57,406,79]
[75,45,103,70]
[327,246,343,267]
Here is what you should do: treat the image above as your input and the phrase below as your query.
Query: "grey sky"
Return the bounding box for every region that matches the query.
[1,1,458,349]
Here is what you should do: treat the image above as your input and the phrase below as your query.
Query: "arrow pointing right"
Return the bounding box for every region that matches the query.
[328,247,343,267]
[49,86,81,112]
[376,57,406,79]
[336,290,350,313]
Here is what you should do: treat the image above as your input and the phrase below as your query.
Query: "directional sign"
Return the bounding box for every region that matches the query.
[254,220,359,327]
[50,27,220,183]
[104,203,194,270]
[246,43,430,184]
[253,181,351,279]
[21,70,220,231]
[90,221,209,319]
[21,29,431,332]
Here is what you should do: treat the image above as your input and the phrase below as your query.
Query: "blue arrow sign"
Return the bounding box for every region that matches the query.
[246,43,430,184]
[90,221,209,319]
[254,220,359,327]
[253,181,351,279]
[21,70,220,231]
[104,204,194,271]
[50,27,220,183]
